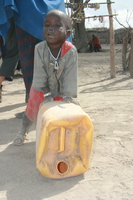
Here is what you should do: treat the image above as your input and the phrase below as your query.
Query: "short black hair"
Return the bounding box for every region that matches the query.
[46,9,72,32]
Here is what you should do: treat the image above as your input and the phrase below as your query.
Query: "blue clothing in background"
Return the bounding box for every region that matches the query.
[0,0,66,41]
[0,0,71,101]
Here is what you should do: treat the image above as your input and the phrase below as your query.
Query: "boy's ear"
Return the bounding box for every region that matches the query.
[66,30,71,38]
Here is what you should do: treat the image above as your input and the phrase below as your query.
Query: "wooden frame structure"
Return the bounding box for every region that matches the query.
[65,0,117,78]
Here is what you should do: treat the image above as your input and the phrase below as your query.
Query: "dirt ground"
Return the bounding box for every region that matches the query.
[0,44,133,200]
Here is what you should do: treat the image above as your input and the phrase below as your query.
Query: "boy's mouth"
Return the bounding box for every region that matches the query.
[47,34,54,39]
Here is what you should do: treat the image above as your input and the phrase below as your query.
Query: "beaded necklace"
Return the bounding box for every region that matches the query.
[48,47,61,70]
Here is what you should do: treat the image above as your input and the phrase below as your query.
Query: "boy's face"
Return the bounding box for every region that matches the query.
[43,13,69,46]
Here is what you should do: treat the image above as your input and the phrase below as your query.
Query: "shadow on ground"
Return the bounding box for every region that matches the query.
[0,143,84,200]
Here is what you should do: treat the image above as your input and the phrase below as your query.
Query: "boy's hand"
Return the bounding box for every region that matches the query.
[40,95,53,108]
[44,95,53,103]
[64,97,80,106]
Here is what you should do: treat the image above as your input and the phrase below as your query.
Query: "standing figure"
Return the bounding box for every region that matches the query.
[0,0,67,105]
[0,17,20,103]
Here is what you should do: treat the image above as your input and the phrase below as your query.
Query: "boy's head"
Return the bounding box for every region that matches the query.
[43,9,72,46]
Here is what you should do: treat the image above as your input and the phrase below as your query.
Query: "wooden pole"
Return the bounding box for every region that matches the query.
[130,29,133,78]
[122,35,128,71]
[107,1,116,78]
[83,14,118,20]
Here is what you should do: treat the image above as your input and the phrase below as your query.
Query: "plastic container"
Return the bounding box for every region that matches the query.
[36,101,93,179]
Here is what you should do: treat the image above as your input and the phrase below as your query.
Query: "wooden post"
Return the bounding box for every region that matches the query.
[107,0,116,78]
[122,36,128,70]
[130,29,133,78]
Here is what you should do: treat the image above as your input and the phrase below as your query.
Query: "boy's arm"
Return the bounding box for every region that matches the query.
[32,43,48,93]
[62,46,78,98]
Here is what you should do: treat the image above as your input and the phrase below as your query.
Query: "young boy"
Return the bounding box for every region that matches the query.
[13,9,78,145]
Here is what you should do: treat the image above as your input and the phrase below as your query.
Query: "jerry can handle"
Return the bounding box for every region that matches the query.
[58,127,65,153]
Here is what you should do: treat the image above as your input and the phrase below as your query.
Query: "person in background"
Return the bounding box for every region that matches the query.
[0,0,68,116]
[89,34,102,52]
[0,36,4,58]
[13,9,78,146]
[0,17,20,103]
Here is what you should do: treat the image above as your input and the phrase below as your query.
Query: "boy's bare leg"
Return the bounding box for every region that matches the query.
[13,113,33,145]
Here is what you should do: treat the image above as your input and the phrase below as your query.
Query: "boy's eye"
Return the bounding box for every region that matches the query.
[44,24,49,27]
[44,23,61,28]
[55,23,61,27]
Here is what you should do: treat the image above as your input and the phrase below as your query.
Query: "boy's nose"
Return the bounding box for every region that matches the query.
[48,28,54,33]
[48,25,54,32]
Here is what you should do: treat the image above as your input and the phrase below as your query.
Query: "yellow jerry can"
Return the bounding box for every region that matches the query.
[36,101,93,179]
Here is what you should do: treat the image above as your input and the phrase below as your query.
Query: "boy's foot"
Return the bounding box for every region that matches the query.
[13,133,26,146]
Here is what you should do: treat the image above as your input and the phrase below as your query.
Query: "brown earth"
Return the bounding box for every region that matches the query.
[0,44,133,200]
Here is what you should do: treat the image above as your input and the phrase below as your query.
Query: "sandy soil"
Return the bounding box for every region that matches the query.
[0,44,133,200]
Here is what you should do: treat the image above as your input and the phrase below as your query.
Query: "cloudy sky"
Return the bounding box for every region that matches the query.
[84,0,133,29]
